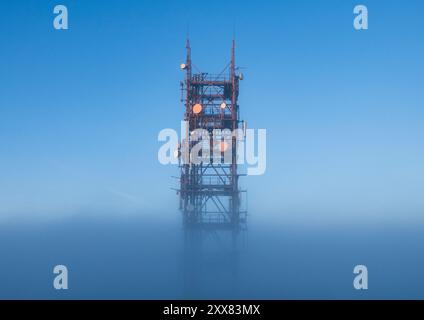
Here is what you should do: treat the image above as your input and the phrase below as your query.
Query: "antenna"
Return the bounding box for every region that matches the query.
[185,37,191,77]
[231,38,236,79]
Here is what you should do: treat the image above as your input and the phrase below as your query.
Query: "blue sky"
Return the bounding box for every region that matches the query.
[0,0,423,225]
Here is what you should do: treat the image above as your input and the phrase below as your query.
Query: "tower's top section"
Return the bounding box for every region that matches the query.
[180,39,243,128]
[181,39,242,83]
[178,39,247,229]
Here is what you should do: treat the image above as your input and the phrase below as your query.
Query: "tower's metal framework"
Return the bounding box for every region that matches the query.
[178,40,246,231]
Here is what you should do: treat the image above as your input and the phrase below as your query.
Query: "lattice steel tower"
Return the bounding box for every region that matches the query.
[178,39,247,231]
